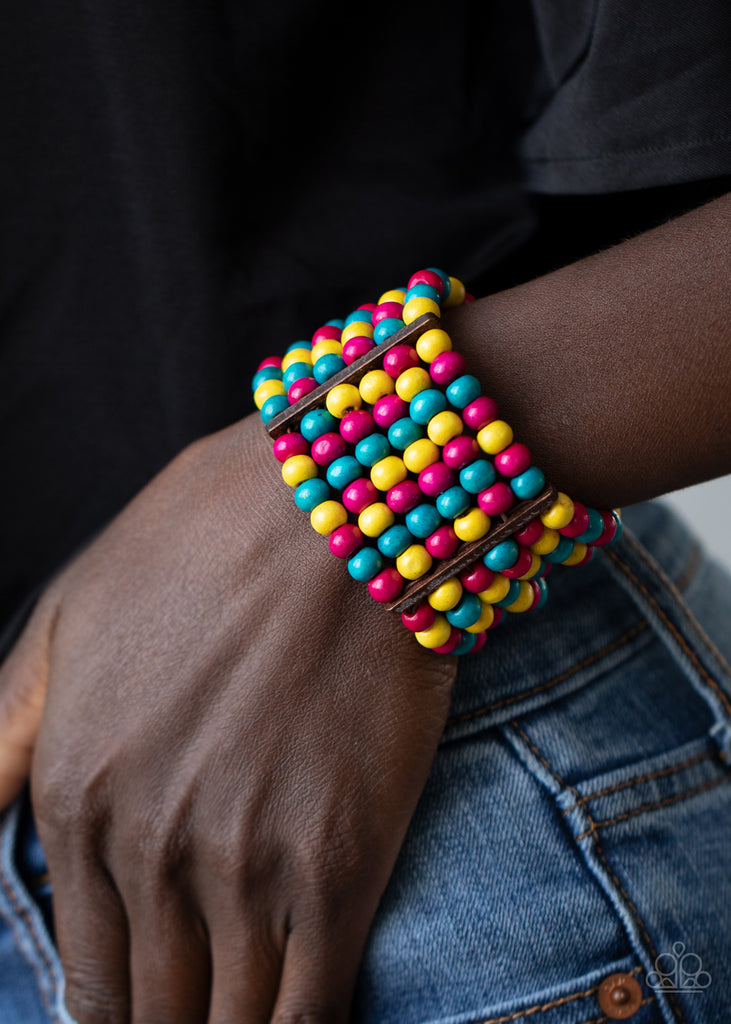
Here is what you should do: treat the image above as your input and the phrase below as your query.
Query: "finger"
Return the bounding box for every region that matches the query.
[206,917,282,1023]
[0,595,58,807]
[48,854,130,1024]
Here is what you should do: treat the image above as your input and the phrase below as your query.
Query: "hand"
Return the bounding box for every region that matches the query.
[0,414,456,1023]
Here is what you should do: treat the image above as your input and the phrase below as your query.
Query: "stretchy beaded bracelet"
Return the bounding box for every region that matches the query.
[252,269,622,656]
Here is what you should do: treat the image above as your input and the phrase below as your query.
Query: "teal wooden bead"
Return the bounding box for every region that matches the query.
[285,339,312,352]
[326,455,362,488]
[427,267,451,301]
[252,366,283,390]
[377,524,413,558]
[348,546,383,582]
[460,459,496,494]
[301,408,339,441]
[261,394,289,423]
[325,318,345,329]
[313,353,346,383]
[374,318,404,344]
[294,478,330,512]
[409,389,447,425]
[545,535,575,562]
[345,308,373,326]
[496,579,522,607]
[282,361,313,389]
[388,417,424,450]
[405,283,441,304]
[511,465,546,499]
[355,432,392,467]
[575,508,605,543]
[405,503,443,539]
[453,630,477,655]
[446,592,482,628]
[534,577,549,608]
[484,539,519,571]
[445,374,482,409]
[436,486,471,519]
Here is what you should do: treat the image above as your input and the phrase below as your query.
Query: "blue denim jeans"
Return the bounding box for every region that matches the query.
[1,499,730,1023]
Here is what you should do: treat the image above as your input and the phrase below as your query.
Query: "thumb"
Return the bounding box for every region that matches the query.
[0,595,57,809]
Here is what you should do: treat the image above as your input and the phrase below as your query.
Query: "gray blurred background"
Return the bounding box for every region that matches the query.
[661,476,731,573]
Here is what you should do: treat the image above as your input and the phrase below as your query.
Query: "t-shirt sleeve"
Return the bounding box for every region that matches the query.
[519,0,731,194]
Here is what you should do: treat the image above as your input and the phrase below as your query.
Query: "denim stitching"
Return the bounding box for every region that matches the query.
[606,543,731,719]
[575,773,731,841]
[476,969,644,1024]
[562,751,715,815]
[0,851,58,1022]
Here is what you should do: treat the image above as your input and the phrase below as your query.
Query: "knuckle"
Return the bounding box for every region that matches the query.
[64,968,127,1024]
[273,1008,340,1024]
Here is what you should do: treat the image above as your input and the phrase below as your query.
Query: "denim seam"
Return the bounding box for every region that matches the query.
[447,620,648,727]
[508,723,685,1024]
[562,750,716,813]
[474,968,645,1024]
[575,772,731,841]
[0,850,59,1022]
[606,542,731,722]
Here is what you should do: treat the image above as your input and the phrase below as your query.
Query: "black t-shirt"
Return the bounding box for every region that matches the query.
[1,0,730,631]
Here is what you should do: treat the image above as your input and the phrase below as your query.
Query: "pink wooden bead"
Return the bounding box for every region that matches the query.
[463,395,499,431]
[494,442,532,478]
[528,580,543,609]
[372,394,410,428]
[329,523,364,559]
[343,478,379,513]
[383,345,420,379]
[430,351,467,386]
[418,462,456,497]
[443,435,480,469]
[513,518,544,547]
[489,606,504,628]
[340,409,375,444]
[459,562,495,593]
[386,480,422,513]
[592,510,619,547]
[311,324,341,345]
[401,602,436,633]
[465,292,476,302]
[501,546,535,579]
[408,269,445,296]
[426,525,459,559]
[433,626,462,654]
[288,377,318,404]
[368,568,404,604]
[358,302,377,313]
[372,301,404,325]
[573,547,596,566]
[257,355,283,371]
[272,432,309,463]
[472,630,488,652]
[477,482,514,515]
[537,561,552,578]
[558,501,590,538]
[311,432,348,466]
[342,336,375,365]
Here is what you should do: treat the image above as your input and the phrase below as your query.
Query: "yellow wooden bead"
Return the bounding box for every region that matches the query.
[326,383,362,418]
[397,544,433,581]
[378,288,406,305]
[254,378,286,409]
[530,528,560,555]
[428,578,463,611]
[395,367,431,402]
[281,347,313,372]
[341,321,374,342]
[427,410,463,446]
[519,552,543,579]
[359,369,395,404]
[505,581,535,614]
[415,327,452,363]
[477,419,513,455]
[403,296,441,324]
[311,339,343,362]
[415,613,451,649]
[465,601,495,633]
[403,438,440,473]
[540,492,575,530]
[281,454,318,488]
[562,541,588,566]
[358,502,395,538]
[453,507,491,542]
[370,455,407,491]
[478,574,511,604]
[442,276,467,308]
[310,500,348,536]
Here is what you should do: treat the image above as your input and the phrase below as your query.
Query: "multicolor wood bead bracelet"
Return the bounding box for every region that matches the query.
[251,268,622,656]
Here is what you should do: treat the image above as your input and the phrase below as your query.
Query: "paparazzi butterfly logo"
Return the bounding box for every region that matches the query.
[646,943,711,993]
